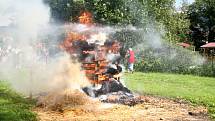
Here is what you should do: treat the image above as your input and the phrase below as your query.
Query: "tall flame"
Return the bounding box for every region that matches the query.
[60,11,121,84]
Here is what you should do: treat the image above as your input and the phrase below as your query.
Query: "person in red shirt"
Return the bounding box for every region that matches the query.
[126,48,135,73]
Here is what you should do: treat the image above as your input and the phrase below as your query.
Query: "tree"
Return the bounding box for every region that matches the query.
[188,0,215,50]
[44,0,131,24]
[44,0,85,22]
[45,0,189,44]
[136,0,190,43]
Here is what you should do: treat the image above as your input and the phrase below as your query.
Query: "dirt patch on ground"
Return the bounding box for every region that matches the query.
[34,95,209,121]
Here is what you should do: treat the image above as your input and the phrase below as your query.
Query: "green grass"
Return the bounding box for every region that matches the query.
[0,81,37,121]
[125,72,215,119]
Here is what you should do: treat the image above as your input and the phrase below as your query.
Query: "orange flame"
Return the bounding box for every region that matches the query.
[61,11,93,53]
[78,11,93,25]
[60,11,122,84]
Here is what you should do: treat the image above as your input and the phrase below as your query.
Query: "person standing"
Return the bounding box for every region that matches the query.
[126,48,135,73]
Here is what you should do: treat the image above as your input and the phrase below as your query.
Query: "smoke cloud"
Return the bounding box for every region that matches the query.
[124,0,205,68]
[0,0,90,95]
[0,0,205,96]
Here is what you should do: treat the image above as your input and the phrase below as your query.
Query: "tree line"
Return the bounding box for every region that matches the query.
[44,0,215,50]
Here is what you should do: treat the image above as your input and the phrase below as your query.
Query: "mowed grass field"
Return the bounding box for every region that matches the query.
[0,81,36,121]
[125,72,215,119]
[0,72,214,120]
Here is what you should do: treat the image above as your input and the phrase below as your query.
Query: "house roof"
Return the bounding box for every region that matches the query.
[177,42,191,48]
[201,42,215,48]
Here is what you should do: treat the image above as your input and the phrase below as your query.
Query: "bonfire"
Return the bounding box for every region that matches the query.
[36,11,145,112]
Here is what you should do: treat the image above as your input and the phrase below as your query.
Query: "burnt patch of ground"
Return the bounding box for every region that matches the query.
[34,95,209,121]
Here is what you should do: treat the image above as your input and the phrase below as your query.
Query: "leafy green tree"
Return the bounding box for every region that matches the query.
[44,0,85,22]
[45,0,189,44]
[188,0,215,49]
[44,0,130,24]
[137,0,190,43]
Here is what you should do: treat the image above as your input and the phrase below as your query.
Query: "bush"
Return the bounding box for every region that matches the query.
[135,52,215,77]
[112,28,214,77]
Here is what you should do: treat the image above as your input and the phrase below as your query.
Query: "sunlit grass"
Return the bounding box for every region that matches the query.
[0,81,36,121]
[125,72,215,119]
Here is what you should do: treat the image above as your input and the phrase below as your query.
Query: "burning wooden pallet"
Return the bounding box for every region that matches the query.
[82,60,109,84]
[57,11,144,106]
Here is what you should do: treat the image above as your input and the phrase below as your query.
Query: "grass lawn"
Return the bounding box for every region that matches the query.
[125,72,215,119]
[0,81,36,121]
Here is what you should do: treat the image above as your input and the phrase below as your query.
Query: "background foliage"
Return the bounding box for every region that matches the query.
[44,0,215,77]
[188,0,215,49]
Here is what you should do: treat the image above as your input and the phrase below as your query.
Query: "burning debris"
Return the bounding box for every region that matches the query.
[57,11,144,106]
[33,11,144,113]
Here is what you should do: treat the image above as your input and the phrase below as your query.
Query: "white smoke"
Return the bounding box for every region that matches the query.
[120,0,205,70]
[0,0,205,96]
[0,0,89,95]
[0,0,48,94]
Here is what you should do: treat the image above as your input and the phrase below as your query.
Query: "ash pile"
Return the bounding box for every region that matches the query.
[94,56,144,106]
[83,82,144,106]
